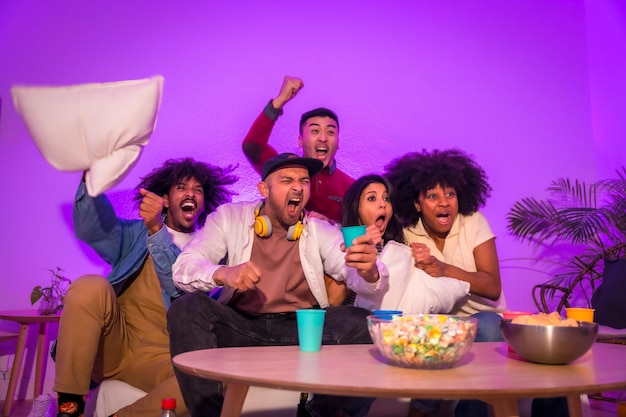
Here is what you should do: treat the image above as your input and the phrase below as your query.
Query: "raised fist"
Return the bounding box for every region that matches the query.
[272,75,304,109]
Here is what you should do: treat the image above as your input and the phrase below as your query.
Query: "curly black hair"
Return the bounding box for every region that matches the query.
[133,158,238,226]
[341,174,405,244]
[384,149,491,227]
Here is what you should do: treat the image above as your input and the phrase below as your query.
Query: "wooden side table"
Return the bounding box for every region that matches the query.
[0,309,60,417]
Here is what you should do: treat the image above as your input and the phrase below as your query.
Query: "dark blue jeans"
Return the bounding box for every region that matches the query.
[411,311,505,415]
[453,311,568,417]
[167,293,373,417]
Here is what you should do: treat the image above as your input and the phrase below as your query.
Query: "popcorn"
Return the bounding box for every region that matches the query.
[368,314,477,369]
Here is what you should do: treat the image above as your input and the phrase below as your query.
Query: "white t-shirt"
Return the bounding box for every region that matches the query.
[166,226,196,250]
[403,211,507,316]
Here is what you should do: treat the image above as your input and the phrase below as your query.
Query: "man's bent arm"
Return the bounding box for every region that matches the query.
[241,100,282,173]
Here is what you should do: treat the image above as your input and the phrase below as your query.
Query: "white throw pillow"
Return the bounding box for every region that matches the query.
[12,75,164,196]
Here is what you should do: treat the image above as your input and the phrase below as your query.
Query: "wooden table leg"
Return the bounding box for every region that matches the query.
[220,383,249,417]
[488,397,520,417]
[34,321,48,398]
[566,394,583,417]
[3,323,28,417]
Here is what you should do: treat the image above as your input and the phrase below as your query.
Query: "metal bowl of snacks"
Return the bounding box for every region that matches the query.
[367,314,478,369]
[500,312,598,365]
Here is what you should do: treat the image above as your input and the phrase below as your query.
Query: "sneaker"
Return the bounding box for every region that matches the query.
[28,394,55,417]
[57,400,83,417]
[56,392,86,417]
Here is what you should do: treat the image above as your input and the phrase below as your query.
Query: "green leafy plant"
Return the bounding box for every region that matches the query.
[506,167,626,306]
[30,267,72,315]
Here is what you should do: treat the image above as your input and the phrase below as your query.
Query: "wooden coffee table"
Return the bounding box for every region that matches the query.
[173,342,626,417]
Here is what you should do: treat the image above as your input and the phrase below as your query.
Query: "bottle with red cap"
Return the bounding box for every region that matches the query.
[160,398,177,417]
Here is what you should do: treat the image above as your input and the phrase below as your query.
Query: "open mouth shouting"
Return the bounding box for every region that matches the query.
[314,144,330,163]
[287,196,302,217]
[181,198,197,220]
[436,211,452,225]
[375,214,387,233]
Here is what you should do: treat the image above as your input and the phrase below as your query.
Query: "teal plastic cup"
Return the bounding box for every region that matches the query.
[296,309,326,352]
[341,225,367,248]
[372,309,403,320]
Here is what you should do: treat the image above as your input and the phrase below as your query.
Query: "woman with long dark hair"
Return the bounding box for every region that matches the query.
[341,174,469,313]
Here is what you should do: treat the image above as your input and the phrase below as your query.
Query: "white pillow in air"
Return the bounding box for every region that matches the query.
[12,75,164,196]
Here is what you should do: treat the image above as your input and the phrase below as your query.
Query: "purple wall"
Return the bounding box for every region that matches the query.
[0,1,624,393]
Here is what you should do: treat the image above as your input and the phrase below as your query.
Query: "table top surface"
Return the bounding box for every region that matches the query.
[0,309,61,323]
[173,342,626,400]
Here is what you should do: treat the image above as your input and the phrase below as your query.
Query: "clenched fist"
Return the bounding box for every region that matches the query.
[272,75,304,109]
[214,261,262,292]
[139,188,164,235]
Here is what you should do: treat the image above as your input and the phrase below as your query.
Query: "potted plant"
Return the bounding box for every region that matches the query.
[506,167,626,325]
[30,267,72,315]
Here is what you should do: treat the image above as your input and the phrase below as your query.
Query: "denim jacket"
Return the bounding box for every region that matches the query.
[73,180,185,309]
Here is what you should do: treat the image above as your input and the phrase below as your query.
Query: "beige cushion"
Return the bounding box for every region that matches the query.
[87,379,302,417]
[12,75,164,196]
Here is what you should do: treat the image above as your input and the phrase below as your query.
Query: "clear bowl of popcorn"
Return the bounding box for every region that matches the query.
[367,314,478,369]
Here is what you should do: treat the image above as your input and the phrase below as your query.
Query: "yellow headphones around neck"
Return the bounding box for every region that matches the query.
[254,203,303,241]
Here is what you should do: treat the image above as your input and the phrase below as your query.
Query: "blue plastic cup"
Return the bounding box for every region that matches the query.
[341,225,367,248]
[372,309,403,320]
[296,309,326,352]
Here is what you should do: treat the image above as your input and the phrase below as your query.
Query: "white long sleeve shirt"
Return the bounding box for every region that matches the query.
[355,240,470,314]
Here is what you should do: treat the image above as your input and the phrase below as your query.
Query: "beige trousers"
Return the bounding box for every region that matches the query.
[54,258,187,417]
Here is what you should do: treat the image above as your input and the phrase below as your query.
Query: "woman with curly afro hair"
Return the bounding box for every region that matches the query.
[384,148,505,314]
[385,149,509,417]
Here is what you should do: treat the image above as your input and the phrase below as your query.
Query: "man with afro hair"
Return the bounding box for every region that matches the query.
[54,158,237,417]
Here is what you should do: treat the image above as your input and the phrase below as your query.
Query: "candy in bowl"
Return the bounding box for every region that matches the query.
[367,314,478,369]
